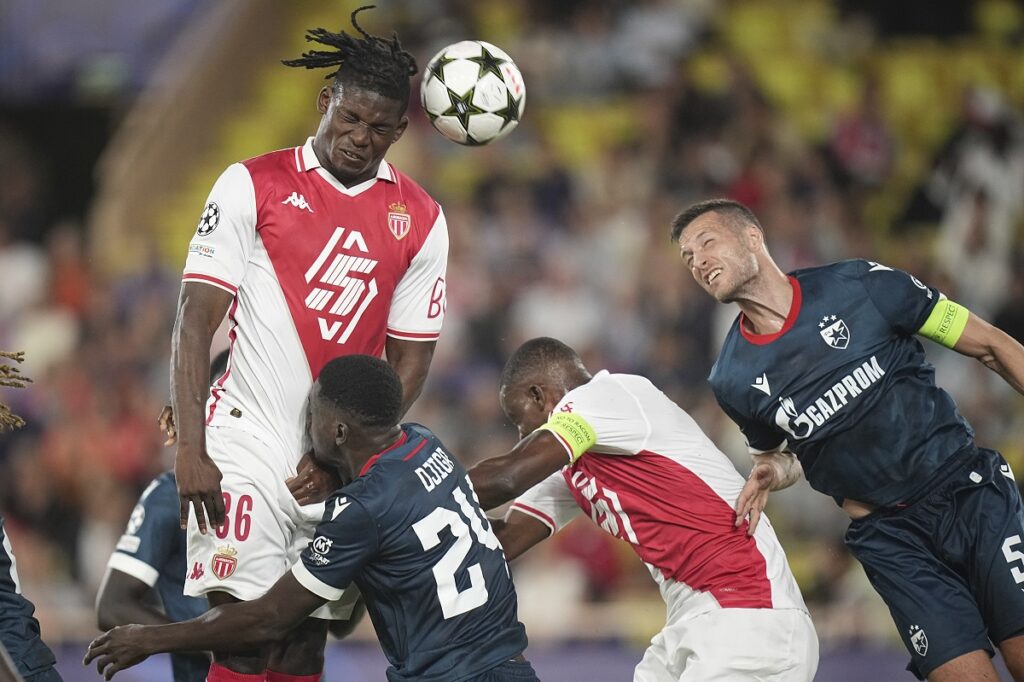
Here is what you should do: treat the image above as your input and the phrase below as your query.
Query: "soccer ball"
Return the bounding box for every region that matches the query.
[420,40,526,146]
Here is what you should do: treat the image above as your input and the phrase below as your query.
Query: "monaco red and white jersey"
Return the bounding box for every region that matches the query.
[182,138,448,461]
[511,371,806,618]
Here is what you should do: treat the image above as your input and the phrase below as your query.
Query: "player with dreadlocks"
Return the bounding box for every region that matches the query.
[0,352,61,681]
[160,6,450,680]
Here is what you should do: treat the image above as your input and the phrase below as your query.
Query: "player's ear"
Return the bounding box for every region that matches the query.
[335,422,348,447]
[528,384,545,407]
[392,115,409,143]
[317,86,334,115]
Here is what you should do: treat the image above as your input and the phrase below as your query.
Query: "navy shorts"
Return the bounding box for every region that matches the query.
[845,446,1024,679]
[469,658,540,682]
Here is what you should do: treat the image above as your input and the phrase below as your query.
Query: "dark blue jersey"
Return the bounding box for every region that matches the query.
[107,472,208,682]
[292,424,528,682]
[710,260,974,506]
[0,516,58,678]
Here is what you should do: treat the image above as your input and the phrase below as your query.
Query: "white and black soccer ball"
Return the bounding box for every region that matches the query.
[420,40,526,146]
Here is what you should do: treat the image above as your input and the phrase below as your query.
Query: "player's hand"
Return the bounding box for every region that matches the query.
[83,625,151,680]
[287,451,341,505]
[157,405,176,446]
[175,448,225,533]
[735,463,775,536]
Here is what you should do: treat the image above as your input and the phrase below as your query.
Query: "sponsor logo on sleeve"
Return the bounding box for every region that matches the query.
[196,202,220,236]
[188,243,217,258]
[116,535,141,553]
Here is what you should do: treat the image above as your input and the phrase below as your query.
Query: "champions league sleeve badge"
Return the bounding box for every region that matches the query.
[196,202,221,237]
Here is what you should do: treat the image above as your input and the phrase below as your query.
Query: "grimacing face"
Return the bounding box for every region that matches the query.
[314,83,408,186]
[308,382,353,483]
[499,382,551,441]
[677,212,760,303]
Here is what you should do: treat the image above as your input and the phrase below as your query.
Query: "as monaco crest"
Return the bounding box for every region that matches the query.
[388,202,411,241]
[819,315,850,350]
[211,545,238,580]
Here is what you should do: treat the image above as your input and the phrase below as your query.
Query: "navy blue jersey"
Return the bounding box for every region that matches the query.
[710,260,974,506]
[292,424,527,682]
[107,472,208,682]
[0,516,58,678]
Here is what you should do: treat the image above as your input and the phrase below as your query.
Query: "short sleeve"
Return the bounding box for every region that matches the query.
[181,163,257,296]
[510,472,582,535]
[857,261,942,335]
[107,477,181,587]
[385,208,448,341]
[713,388,787,455]
[538,375,649,462]
[291,496,379,601]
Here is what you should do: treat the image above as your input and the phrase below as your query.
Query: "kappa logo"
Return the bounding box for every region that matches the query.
[387,202,411,240]
[211,545,238,580]
[751,373,771,396]
[188,561,205,581]
[282,192,314,213]
[908,625,928,656]
[560,403,574,413]
[819,315,850,350]
[304,227,379,344]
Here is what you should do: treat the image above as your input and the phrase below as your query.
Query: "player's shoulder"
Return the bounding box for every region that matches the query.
[790,258,873,282]
[386,164,442,217]
[239,145,301,173]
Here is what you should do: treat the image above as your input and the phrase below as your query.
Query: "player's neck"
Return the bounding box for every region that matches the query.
[736,269,793,336]
[348,426,405,471]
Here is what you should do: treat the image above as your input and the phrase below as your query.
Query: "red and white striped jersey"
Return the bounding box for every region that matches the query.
[511,371,806,618]
[182,138,448,461]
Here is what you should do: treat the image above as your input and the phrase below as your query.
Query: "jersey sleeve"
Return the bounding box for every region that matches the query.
[857,261,943,336]
[538,377,647,462]
[712,387,788,455]
[106,477,181,587]
[509,472,581,535]
[385,208,449,341]
[291,496,379,601]
[181,163,257,296]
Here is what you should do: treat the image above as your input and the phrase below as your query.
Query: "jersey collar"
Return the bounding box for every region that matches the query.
[357,428,410,477]
[298,137,396,196]
[738,275,802,345]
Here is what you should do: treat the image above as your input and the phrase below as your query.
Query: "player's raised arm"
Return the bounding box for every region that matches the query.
[85,572,324,680]
[468,430,575,511]
[929,305,1024,396]
[171,281,233,532]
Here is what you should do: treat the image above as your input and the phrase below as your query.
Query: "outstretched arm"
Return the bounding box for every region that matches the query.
[490,510,553,561]
[95,569,172,630]
[735,449,802,536]
[468,431,570,511]
[951,313,1024,395]
[85,572,324,680]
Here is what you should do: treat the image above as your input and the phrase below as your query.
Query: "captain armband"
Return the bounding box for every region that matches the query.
[917,298,969,349]
[539,412,597,463]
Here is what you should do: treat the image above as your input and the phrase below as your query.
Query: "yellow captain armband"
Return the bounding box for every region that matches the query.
[539,411,597,463]
[918,298,970,348]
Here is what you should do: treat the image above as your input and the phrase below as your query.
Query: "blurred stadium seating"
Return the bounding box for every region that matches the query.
[1,0,1023,679]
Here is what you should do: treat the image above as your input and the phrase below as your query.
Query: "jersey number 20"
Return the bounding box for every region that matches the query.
[412,476,502,620]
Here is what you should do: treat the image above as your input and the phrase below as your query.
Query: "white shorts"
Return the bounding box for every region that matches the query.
[634,608,818,682]
[183,425,358,620]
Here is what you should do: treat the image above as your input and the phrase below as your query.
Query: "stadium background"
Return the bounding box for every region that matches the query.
[1,0,1023,679]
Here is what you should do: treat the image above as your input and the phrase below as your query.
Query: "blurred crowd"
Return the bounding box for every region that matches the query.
[2,0,1024,655]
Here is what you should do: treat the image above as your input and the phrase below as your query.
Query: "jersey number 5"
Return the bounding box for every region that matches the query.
[412,476,501,619]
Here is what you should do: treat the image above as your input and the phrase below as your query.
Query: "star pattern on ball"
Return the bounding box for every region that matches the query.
[496,88,522,129]
[466,45,507,80]
[441,87,487,138]
[427,53,459,82]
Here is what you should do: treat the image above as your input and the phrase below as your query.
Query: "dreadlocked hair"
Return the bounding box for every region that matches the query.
[0,350,31,432]
[281,5,417,106]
